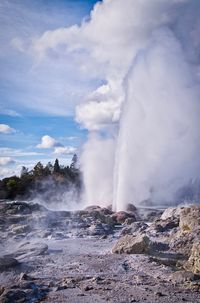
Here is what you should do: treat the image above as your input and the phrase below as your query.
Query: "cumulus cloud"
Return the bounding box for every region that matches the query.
[36,135,61,149]
[76,83,122,130]
[0,157,15,166]
[0,124,16,134]
[54,146,76,155]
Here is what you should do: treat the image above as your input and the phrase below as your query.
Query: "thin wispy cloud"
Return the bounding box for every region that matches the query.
[0,107,21,117]
[54,146,76,155]
[0,147,44,157]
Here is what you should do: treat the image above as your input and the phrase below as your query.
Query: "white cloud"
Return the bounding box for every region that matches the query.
[76,83,122,130]
[0,124,16,134]
[0,157,15,166]
[0,167,16,179]
[36,135,61,149]
[54,146,76,155]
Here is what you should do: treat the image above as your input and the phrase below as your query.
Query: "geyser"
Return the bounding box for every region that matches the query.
[77,0,200,211]
[113,27,200,211]
[34,0,200,210]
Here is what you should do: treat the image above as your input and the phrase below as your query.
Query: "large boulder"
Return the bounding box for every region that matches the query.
[161,206,184,221]
[184,243,200,274]
[179,205,200,233]
[170,230,200,257]
[112,234,150,254]
[169,205,200,256]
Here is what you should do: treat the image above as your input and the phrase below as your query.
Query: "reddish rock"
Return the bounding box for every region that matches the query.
[111,211,136,224]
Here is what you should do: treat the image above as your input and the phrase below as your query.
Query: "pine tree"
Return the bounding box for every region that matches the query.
[33,162,44,177]
[53,159,60,174]
[70,154,78,170]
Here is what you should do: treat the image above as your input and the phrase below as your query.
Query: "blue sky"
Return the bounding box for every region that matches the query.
[0,0,99,177]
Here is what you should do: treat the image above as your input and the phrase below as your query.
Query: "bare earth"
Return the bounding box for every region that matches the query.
[0,201,199,302]
[1,237,200,303]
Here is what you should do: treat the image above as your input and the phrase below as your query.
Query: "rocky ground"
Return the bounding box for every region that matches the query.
[0,200,199,302]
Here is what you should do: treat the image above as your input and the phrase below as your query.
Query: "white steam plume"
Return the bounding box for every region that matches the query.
[80,133,115,208]
[114,27,200,210]
[31,0,200,210]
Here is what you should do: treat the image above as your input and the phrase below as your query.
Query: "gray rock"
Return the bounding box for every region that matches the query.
[120,222,148,236]
[149,217,179,233]
[161,206,184,220]
[112,234,150,254]
[0,256,19,272]
[12,242,48,260]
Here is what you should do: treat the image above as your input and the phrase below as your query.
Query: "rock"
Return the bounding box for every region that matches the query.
[84,285,93,291]
[154,291,166,297]
[84,205,102,212]
[179,205,200,234]
[111,211,136,224]
[89,222,113,236]
[0,281,48,303]
[124,217,137,225]
[12,242,48,260]
[84,205,113,215]
[11,224,31,235]
[120,222,148,236]
[161,206,184,220]
[184,243,200,274]
[149,217,179,233]
[169,206,200,257]
[126,203,137,212]
[149,253,184,267]
[74,207,115,225]
[112,234,150,254]
[169,270,199,283]
[0,289,27,303]
[0,256,19,272]
[137,208,163,222]
[170,231,200,257]
[0,287,5,296]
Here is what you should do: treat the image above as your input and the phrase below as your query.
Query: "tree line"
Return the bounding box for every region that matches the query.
[0,154,82,201]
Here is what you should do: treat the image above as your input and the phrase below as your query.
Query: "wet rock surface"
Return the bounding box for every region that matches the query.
[0,200,199,302]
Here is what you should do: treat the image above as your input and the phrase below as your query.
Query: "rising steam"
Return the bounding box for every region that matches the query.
[33,0,200,210]
[77,0,200,210]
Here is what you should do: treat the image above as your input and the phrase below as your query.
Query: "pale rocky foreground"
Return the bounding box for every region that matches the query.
[0,201,199,302]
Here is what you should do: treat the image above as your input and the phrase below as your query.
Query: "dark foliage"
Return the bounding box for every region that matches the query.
[0,155,82,201]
